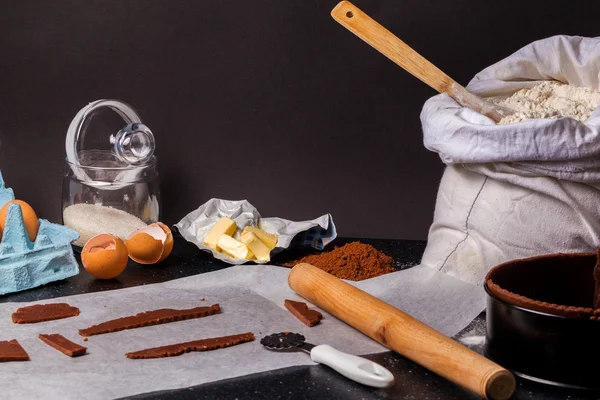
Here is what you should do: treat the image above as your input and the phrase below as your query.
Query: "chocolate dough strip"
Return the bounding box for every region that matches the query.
[39,334,87,357]
[12,303,80,324]
[79,304,220,337]
[486,279,593,319]
[284,299,323,327]
[126,332,255,359]
[0,339,29,362]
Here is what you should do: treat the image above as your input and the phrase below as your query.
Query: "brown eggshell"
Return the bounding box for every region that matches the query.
[125,231,164,264]
[0,200,39,242]
[156,222,174,262]
[81,234,128,279]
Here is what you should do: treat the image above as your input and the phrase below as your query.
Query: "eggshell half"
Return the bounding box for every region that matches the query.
[125,229,164,264]
[125,222,173,264]
[81,234,128,279]
[156,222,174,262]
[0,200,39,242]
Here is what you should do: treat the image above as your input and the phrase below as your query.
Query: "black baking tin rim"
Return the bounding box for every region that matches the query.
[483,282,588,320]
[484,282,600,393]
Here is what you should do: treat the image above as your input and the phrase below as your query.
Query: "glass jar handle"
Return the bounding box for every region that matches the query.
[65,99,155,168]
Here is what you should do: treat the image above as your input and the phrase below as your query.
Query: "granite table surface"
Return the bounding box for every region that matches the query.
[1,233,597,400]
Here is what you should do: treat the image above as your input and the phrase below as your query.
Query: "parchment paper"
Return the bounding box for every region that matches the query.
[0,264,486,399]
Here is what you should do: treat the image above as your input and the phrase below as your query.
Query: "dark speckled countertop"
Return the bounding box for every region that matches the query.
[1,233,598,400]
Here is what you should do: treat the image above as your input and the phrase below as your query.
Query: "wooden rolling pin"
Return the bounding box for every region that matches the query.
[288,263,515,400]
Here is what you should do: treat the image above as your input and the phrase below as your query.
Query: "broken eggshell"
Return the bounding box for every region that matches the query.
[156,222,174,261]
[81,234,129,279]
[125,222,173,264]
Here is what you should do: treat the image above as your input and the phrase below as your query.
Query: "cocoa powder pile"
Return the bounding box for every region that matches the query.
[284,241,396,281]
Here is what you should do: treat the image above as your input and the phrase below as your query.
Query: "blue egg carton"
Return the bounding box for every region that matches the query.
[0,171,80,295]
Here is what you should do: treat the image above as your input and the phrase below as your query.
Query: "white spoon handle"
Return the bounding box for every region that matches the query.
[310,344,395,388]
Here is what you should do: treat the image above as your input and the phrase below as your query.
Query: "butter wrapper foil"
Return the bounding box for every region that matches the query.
[174,198,337,265]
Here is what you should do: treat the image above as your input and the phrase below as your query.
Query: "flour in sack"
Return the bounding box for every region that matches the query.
[497,80,600,124]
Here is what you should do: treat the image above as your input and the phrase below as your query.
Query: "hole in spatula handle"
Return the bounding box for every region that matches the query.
[346,11,354,18]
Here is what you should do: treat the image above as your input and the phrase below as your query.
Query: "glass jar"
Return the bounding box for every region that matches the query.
[62,151,160,249]
[61,99,161,250]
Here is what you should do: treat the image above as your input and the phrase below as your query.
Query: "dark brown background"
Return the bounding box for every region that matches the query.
[0,1,593,239]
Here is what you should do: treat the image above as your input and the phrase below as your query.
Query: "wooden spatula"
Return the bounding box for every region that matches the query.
[331,1,515,123]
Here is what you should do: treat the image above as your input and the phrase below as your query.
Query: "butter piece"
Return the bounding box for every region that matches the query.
[241,232,271,261]
[217,234,254,260]
[204,217,237,250]
[241,226,278,250]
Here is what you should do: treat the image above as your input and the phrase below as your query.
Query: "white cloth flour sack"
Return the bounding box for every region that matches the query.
[419,35,600,286]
